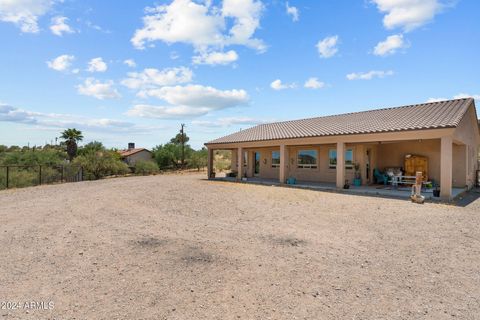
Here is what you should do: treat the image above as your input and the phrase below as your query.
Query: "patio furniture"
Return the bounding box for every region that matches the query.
[404,154,428,181]
[374,168,388,185]
[390,175,432,190]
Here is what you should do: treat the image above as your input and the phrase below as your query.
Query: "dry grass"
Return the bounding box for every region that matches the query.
[0,173,479,319]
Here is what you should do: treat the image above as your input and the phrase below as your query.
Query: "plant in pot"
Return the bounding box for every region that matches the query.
[343,179,350,189]
[353,163,362,186]
[432,181,440,197]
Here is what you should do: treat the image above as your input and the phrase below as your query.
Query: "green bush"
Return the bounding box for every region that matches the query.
[134,160,159,175]
[73,150,129,180]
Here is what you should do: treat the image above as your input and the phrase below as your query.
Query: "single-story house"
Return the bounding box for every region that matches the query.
[118,143,152,166]
[205,98,480,200]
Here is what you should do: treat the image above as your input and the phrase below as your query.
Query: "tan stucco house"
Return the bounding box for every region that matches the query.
[118,143,152,166]
[205,98,480,200]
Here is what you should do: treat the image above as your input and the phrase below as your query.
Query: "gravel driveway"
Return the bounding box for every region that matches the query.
[1,173,479,319]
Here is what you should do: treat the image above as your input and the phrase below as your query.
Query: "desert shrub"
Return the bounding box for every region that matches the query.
[73,150,129,180]
[188,148,208,171]
[214,150,232,172]
[134,160,159,175]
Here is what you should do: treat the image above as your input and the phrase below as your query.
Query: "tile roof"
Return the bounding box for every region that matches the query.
[206,98,475,145]
[118,148,151,157]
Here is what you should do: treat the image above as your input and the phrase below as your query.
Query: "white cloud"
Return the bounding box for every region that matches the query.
[346,70,394,80]
[270,79,296,90]
[304,77,325,89]
[50,16,74,36]
[131,0,265,53]
[127,84,249,119]
[123,59,136,68]
[453,93,480,100]
[121,67,193,90]
[192,117,269,127]
[87,57,108,73]
[286,2,299,22]
[373,34,409,56]
[316,35,339,58]
[0,102,157,133]
[372,0,444,32]
[0,0,53,33]
[46,54,75,72]
[76,78,121,100]
[192,50,238,65]
[426,97,448,103]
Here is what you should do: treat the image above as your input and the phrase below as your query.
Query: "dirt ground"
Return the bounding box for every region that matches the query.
[0,173,479,320]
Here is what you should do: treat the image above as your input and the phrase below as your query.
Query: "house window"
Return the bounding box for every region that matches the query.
[272,151,280,168]
[297,150,317,169]
[329,148,354,169]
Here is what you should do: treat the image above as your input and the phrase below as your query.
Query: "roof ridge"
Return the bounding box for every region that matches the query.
[254,98,473,128]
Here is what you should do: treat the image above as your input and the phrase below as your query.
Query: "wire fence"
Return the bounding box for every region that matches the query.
[0,165,83,190]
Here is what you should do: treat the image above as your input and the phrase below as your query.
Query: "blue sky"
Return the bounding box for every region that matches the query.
[0,0,478,149]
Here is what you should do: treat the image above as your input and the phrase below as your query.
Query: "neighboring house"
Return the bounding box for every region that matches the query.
[118,143,152,166]
[205,98,480,200]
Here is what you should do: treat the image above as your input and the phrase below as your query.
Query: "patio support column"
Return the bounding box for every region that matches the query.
[231,149,238,172]
[207,148,214,179]
[336,142,345,189]
[440,136,453,199]
[279,144,288,184]
[237,147,244,180]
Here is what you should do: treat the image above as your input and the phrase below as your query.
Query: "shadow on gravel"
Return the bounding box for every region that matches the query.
[454,188,480,207]
[267,235,307,247]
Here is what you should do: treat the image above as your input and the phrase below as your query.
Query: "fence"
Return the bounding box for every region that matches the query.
[0,165,83,190]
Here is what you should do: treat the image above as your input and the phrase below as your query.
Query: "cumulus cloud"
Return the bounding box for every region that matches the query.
[270,79,296,90]
[426,97,448,103]
[346,70,394,80]
[192,50,238,65]
[50,16,74,36]
[123,59,136,68]
[76,78,121,100]
[373,34,409,56]
[286,2,299,22]
[131,0,266,54]
[0,0,53,33]
[453,93,480,100]
[46,54,75,72]
[127,84,249,119]
[316,35,339,58]
[372,0,445,32]
[304,77,325,89]
[121,67,193,90]
[192,117,269,127]
[87,57,108,73]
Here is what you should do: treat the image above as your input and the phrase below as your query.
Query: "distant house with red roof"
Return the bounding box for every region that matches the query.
[118,143,152,166]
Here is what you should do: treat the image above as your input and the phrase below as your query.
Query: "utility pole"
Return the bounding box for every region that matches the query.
[180,123,185,168]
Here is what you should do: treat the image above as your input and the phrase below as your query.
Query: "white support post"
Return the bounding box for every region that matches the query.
[440,136,453,199]
[336,142,345,189]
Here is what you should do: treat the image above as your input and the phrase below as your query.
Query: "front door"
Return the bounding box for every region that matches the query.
[254,152,260,176]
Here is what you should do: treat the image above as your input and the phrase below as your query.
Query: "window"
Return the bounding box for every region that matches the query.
[329,148,354,169]
[271,151,280,168]
[297,150,317,168]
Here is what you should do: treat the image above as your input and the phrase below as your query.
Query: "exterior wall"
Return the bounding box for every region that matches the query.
[453,105,480,188]
[244,144,363,183]
[124,150,152,166]
[376,139,441,184]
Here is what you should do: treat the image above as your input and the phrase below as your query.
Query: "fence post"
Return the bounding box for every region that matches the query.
[39,165,42,185]
[5,166,8,189]
[61,165,64,183]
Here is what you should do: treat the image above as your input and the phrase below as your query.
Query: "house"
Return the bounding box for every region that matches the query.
[118,143,152,166]
[205,98,480,200]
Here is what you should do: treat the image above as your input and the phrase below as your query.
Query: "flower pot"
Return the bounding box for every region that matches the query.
[353,178,362,186]
[433,189,440,197]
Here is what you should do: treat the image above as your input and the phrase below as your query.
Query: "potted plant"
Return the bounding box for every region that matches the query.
[210,169,216,179]
[343,179,350,189]
[353,163,362,186]
[433,182,440,197]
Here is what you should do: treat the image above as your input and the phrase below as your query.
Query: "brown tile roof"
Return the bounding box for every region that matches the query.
[118,148,151,157]
[206,98,475,145]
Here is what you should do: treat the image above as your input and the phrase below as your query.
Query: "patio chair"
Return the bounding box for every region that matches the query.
[374,168,389,185]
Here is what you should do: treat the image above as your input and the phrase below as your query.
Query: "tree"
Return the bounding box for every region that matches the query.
[78,141,104,155]
[189,148,208,171]
[60,128,84,161]
[73,149,129,180]
[170,124,189,168]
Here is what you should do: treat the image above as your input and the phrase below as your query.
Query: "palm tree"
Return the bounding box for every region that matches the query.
[60,128,84,161]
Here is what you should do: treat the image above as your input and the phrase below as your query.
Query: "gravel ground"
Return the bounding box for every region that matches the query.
[0,173,479,320]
